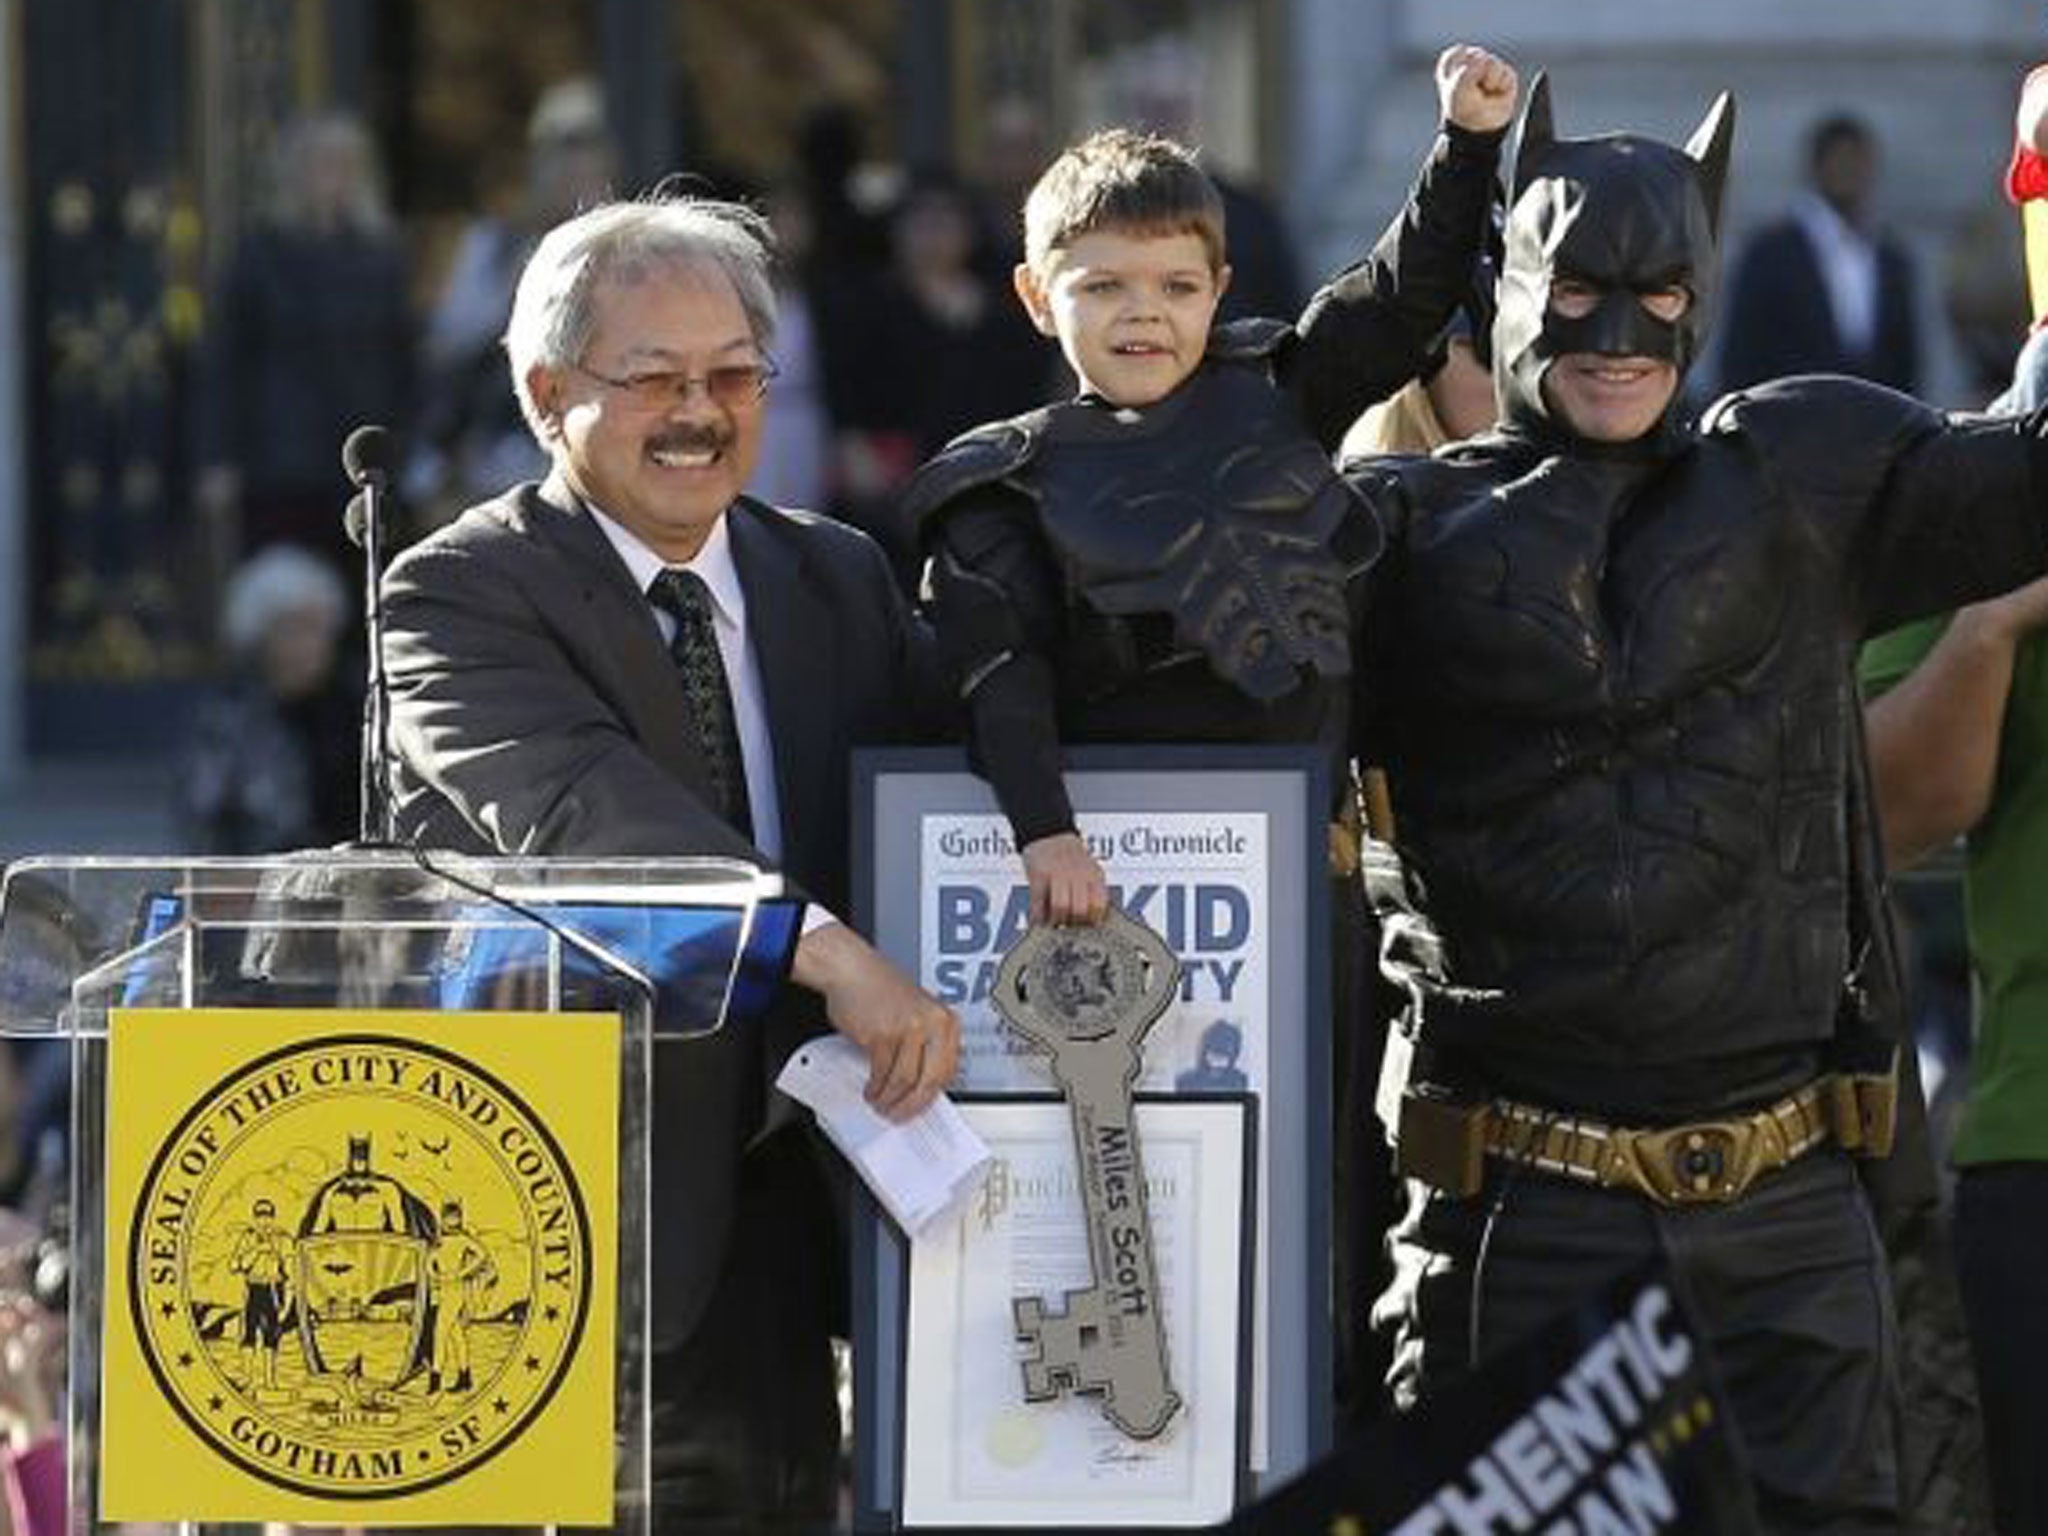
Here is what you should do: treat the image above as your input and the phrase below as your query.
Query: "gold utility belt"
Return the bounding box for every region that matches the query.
[1397,1061,1899,1207]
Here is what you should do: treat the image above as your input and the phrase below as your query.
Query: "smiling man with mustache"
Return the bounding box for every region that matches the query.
[381,195,957,1533]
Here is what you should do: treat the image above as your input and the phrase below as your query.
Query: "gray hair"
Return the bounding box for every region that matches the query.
[222,544,349,656]
[503,195,779,443]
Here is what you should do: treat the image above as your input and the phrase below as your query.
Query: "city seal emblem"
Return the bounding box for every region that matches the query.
[128,1033,593,1499]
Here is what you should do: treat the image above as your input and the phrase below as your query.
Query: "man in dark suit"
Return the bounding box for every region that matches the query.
[382,195,959,1533]
[1720,113,1921,395]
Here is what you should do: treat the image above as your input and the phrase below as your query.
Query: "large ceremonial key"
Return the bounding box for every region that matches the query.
[992,906,1183,1439]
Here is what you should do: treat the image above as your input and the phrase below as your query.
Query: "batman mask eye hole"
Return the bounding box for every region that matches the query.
[1549,276,1602,318]
[1639,284,1692,322]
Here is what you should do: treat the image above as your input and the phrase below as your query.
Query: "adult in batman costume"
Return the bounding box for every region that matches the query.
[1350,80,2037,1531]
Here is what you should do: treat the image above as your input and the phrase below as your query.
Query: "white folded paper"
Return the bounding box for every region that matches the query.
[775,1034,992,1234]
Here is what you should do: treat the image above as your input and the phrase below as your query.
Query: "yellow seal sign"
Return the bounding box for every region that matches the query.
[104,1009,618,1525]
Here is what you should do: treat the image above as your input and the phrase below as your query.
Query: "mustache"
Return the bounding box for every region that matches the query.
[647,424,730,455]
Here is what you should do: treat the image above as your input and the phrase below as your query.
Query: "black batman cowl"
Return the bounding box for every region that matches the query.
[1491,75,1735,460]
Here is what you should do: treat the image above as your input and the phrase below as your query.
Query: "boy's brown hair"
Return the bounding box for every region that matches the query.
[1021,128,1227,275]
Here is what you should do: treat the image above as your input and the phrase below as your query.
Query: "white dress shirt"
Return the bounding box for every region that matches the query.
[1793,191,1880,360]
[587,504,789,863]
[586,500,844,937]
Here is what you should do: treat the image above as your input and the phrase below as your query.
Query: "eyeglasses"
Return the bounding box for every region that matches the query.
[571,355,778,411]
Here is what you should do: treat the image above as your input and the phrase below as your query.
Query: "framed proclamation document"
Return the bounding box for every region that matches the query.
[852,745,1334,1527]
[898,1095,1253,1529]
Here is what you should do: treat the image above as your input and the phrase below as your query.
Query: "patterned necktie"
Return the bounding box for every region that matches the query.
[647,568,754,839]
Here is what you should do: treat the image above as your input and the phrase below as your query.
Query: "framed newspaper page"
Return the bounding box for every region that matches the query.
[851,744,1334,1526]
[897,1094,1253,1529]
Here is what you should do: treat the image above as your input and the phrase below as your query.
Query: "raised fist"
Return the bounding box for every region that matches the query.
[1437,44,1519,135]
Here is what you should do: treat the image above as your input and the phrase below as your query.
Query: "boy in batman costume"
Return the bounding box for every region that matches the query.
[907,47,1517,1423]
[908,48,1516,922]
[1349,78,2035,1531]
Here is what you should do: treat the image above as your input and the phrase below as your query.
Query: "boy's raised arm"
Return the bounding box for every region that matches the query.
[1288,44,1516,450]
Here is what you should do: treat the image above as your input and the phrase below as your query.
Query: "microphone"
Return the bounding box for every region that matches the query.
[343,425,392,549]
[342,424,398,845]
[342,424,392,487]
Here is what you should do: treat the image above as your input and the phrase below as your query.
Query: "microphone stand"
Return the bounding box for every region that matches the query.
[343,427,397,846]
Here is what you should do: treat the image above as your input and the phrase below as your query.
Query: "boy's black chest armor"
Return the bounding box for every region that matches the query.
[1025,360,1372,701]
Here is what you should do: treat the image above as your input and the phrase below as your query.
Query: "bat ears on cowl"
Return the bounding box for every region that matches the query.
[1685,91,1736,234]
[1512,70,1738,236]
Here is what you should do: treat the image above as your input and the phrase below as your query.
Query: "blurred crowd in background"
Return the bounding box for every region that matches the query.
[0,6,2044,1528]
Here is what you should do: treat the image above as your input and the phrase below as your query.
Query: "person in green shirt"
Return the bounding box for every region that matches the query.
[1862,319,2048,1535]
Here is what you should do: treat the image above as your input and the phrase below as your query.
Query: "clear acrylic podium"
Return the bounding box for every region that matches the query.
[0,848,803,1534]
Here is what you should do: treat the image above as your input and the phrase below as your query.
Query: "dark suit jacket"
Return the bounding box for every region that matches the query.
[383,470,946,1346]
[1719,215,1920,395]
